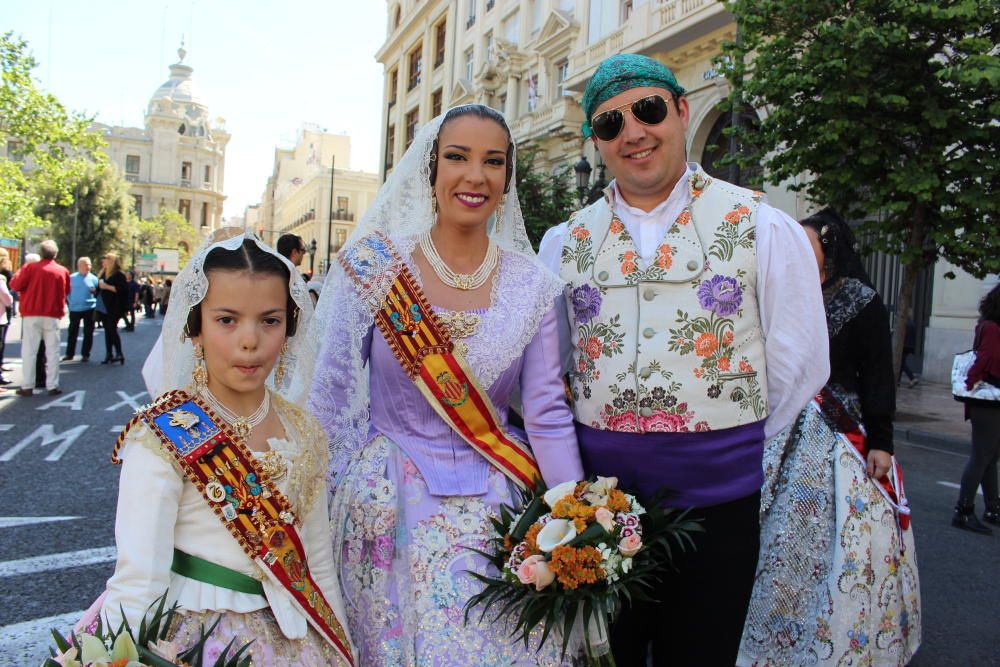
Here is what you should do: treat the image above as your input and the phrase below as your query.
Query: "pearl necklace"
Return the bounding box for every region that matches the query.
[200,387,270,442]
[419,231,499,291]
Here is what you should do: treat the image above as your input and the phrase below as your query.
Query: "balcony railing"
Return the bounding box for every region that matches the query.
[125,173,138,182]
[180,178,191,188]
[332,211,355,221]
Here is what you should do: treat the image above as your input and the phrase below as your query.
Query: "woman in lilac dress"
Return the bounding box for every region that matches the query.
[309,105,584,666]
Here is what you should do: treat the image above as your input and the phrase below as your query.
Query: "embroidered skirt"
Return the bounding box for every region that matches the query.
[167,607,346,666]
[331,435,567,666]
[738,396,921,666]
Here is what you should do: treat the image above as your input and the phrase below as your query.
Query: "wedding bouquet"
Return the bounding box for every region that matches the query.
[465,477,701,665]
[43,592,252,667]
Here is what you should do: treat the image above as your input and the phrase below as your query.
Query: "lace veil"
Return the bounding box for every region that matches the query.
[147,229,317,404]
[307,105,548,479]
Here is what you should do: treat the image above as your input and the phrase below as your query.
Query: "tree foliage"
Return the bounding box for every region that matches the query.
[516,148,577,250]
[1,33,106,238]
[135,208,201,267]
[720,1,998,278]
[720,0,999,374]
[35,162,135,264]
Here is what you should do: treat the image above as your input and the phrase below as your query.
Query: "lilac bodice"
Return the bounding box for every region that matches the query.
[354,252,583,496]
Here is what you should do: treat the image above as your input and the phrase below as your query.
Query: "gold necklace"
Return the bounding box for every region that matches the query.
[419,231,499,291]
[436,309,481,357]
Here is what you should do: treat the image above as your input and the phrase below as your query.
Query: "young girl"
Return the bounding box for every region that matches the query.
[101,232,354,666]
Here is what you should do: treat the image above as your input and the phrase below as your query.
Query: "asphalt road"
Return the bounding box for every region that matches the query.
[0,314,997,666]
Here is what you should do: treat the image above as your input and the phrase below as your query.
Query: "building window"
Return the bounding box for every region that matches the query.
[504,11,520,44]
[337,196,349,213]
[178,199,191,221]
[408,45,422,90]
[432,88,443,117]
[559,0,576,14]
[389,68,399,106]
[180,161,192,186]
[125,155,140,182]
[498,93,507,115]
[526,74,539,112]
[200,202,209,227]
[5,140,22,159]
[485,31,494,62]
[486,0,494,11]
[133,195,143,218]
[556,60,569,98]
[386,124,396,169]
[466,0,476,28]
[434,21,447,68]
[464,47,474,80]
[405,109,419,148]
[622,0,634,22]
[203,164,211,186]
[336,228,347,248]
[392,5,401,30]
[531,0,542,34]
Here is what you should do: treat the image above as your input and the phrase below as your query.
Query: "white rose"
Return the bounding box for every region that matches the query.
[535,518,578,552]
[543,480,578,508]
[589,476,619,495]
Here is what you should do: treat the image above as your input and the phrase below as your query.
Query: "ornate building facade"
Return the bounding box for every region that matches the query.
[253,125,379,275]
[94,47,229,231]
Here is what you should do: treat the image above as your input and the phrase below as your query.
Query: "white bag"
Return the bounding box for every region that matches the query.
[952,349,1000,402]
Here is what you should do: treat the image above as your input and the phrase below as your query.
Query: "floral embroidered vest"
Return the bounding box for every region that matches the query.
[559,169,769,433]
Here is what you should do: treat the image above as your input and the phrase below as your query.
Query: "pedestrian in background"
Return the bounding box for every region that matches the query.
[96,252,128,365]
[0,266,12,390]
[954,283,1000,534]
[0,248,13,379]
[124,270,140,332]
[10,240,70,396]
[141,277,155,317]
[160,278,172,316]
[64,256,99,362]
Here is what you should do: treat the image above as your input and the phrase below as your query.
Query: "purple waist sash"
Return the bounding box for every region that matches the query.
[576,420,766,508]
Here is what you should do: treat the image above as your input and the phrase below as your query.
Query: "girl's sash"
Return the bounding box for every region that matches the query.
[112,390,354,665]
[339,232,542,491]
[815,386,911,531]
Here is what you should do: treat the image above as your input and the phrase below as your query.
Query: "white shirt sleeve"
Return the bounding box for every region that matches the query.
[537,223,569,275]
[101,428,182,632]
[755,203,830,437]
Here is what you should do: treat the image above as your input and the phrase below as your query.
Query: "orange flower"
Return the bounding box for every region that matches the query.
[739,359,754,373]
[655,244,673,270]
[723,330,735,345]
[571,226,590,240]
[524,524,543,555]
[549,545,606,589]
[586,336,603,360]
[503,534,515,552]
[610,219,625,234]
[737,205,750,216]
[717,357,731,372]
[620,251,638,276]
[693,368,704,379]
[676,210,692,226]
[724,211,741,225]
[553,496,598,524]
[694,332,719,357]
[606,488,630,513]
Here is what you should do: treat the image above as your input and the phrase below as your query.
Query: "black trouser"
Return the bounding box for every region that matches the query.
[610,490,761,667]
[124,305,136,330]
[959,404,1000,509]
[101,312,122,359]
[66,309,95,358]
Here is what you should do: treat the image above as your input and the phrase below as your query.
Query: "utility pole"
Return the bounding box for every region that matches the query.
[325,155,336,272]
[728,20,743,186]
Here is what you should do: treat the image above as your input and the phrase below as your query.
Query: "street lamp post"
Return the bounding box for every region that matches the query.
[574,156,592,208]
[308,238,317,275]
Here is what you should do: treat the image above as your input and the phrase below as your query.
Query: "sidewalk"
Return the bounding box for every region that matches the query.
[894,380,971,453]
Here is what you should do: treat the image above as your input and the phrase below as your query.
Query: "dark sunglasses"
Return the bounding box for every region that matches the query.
[590,94,670,141]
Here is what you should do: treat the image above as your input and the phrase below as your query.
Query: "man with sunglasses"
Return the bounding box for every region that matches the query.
[538,54,829,665]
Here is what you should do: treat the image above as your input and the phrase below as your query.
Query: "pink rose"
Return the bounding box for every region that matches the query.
[619,533,642,557]
[517,555,555,591]
[604,411,640,432]
[640,410,690,433]
[595,507,614,532]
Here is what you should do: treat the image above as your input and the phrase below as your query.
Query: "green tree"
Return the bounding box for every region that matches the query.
[516,148,577,249]
[35,162,135,264]
[720,1,999,377]
[1,33,106,238]
[134,208,201,268]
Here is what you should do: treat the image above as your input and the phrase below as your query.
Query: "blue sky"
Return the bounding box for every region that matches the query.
[2,0,387,218]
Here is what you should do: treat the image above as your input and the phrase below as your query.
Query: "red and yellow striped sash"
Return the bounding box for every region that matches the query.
[340,234,541,491]
[113,391,354,664]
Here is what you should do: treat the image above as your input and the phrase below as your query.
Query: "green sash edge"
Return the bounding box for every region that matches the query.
[170,549,265,596]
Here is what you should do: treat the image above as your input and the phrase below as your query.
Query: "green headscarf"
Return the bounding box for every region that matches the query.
[581,54,686,138]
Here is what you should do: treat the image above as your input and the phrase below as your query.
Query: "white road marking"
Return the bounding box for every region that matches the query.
[0,424,90,461]
[0,516,81,529]
[105,390,148,412]
[0,547,116,578]
[36,390,86,411]
[110,425,124,433]
[0,609,83,667]
[936,481,981,495]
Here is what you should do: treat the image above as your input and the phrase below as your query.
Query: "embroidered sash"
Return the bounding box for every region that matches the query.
[815,386,911,531]
[340,233,542,491]
[112,390,355,665]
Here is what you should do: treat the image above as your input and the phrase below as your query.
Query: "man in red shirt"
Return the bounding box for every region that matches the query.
[9,240,71,395]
